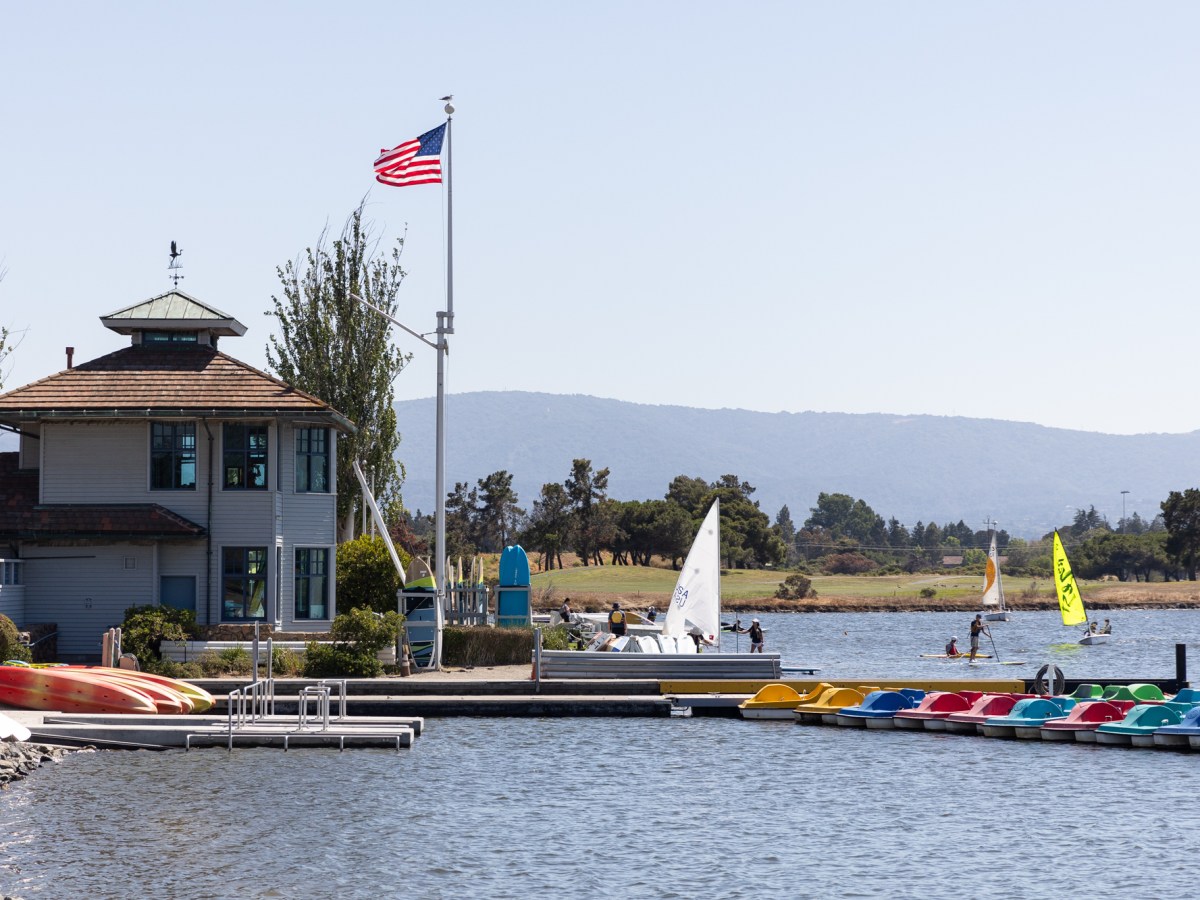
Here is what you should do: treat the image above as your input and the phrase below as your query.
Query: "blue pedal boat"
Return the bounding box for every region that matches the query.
[835,690,924,729]
[1152,705,1200,750]
[981,697,1074,739]
[1095,704,1183,747]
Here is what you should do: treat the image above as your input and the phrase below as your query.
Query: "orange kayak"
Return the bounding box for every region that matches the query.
[0,665,157,714]
[61,667,193,714]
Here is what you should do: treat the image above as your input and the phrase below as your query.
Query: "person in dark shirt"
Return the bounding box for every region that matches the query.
[748,618,764,653]
[608,602,627,636]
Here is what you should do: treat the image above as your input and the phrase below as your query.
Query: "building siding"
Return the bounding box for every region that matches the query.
[21,543,155,659]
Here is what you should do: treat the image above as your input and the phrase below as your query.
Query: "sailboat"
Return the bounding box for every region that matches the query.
[1052,530,1107,646]
[980,531,1009,622]
[661,498,722,651]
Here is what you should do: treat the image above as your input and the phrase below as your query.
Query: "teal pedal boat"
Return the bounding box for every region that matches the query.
[981,697,1074,739]
[1040,700,1133,742]
[1151,705,1200,750]
[1095,704,1182,747]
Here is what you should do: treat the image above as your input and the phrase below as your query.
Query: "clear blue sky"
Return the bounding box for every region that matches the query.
[2,2,1197,435]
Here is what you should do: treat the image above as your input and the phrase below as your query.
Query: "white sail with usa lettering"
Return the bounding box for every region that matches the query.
[662,499,721,647]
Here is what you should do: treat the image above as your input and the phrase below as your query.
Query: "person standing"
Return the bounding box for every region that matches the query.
[748,618,765,653]
[969,614,989,662]
[608,602,627,636]
[559,598,572,624]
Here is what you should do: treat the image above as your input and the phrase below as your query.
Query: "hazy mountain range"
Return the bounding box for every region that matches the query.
[392,392,1200,539]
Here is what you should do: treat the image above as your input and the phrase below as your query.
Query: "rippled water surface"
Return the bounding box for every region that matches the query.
[2,610,1199,899]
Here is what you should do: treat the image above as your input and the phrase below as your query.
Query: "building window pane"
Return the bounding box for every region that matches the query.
[150,422,197,490]
[143,331,198,343]
[222,547,267,621]
[224,424,268,490]
[294,548,329,620]
[295,427,330,493]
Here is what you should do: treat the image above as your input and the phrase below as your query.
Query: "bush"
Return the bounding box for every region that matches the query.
[121,605,197,666]
[304,643,382,678]
[337,535,410,614]
[442,626,534,666]
[147,658,203,679]
[775,573,816,600]
[301,608,403,678]
[919,587,937,599]
[0,614,31,663]
[823,552,877,575]
[272,646,304,677]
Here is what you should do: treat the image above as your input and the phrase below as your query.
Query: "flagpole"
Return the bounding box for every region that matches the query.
[435,98,454,621]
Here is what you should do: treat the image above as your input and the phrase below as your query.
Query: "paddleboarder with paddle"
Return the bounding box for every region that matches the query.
[969,614,990,662]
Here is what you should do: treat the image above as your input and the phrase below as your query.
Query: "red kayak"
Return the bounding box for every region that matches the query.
[0,665,157,714]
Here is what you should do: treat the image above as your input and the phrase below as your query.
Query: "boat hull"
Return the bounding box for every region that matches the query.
[1079,633,1109,646]
[0,666,157,714]
[983,612,1010,622]
[739,708,797,720]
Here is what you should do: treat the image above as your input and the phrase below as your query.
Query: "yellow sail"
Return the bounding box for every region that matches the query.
[1052,531,1087,626]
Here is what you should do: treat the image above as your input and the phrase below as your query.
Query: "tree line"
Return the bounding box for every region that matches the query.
[400,465,1200,583]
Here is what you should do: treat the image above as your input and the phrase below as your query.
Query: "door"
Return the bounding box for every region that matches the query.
[160,576,196,612]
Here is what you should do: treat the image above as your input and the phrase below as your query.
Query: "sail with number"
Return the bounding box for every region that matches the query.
[1052,531,1087,627]
[662,499,721,646]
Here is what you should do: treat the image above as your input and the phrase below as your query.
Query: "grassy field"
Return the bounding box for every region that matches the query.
[529,564,1200,612]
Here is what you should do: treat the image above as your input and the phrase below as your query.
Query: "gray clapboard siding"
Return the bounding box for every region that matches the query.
[22,544,154,658]
[0,585,25,626]
[41,422,147,503]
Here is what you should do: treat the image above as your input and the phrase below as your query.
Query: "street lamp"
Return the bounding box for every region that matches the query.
[1121,490,1130,532]
[350,292,449,607]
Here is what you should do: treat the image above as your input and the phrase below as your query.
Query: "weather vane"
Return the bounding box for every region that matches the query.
[168,240,184,287]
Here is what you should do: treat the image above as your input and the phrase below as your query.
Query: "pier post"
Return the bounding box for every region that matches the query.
[1176,643,1187,689]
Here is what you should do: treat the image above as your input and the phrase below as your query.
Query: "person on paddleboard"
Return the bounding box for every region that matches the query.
[969,614,990,662]
[945,636,959,656]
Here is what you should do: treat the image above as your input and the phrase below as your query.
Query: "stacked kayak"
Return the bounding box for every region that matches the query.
[0,664,213,715]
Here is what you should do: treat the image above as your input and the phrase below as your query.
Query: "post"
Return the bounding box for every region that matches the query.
[533,626,542,692]
[1177,643,1188,688]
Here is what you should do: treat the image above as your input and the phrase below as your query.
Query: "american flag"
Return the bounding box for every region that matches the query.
[374,124,446,187]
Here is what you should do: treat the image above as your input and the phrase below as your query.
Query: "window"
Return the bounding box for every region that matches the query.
[224,424,268,489]
[295,427,330,493]
[151,422,197,490]
[143,330,198,343]
[222,547,267,621]
[294,548,329,620]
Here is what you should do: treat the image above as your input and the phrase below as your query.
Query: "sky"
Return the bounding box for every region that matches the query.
[1,2,1198,436]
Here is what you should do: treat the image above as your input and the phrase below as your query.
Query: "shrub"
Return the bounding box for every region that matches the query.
[775,573,816,600]
[271,646,304,677]
[217,646,252,675]
[121,605,198,666]
[442,626,534,666]
[0,614,31,663]
[823,552,877,575]
[147,658,203,679]
[303,643,382,678]
[336,535,410,614]
[919,587,937,599]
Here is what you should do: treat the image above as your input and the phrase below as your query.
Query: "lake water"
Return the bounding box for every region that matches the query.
[2,610,1198,899]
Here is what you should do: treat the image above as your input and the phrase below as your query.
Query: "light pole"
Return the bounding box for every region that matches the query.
[1121,490,1130,532]
[351,292,449,606]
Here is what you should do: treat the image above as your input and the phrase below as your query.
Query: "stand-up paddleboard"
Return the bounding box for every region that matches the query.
[0,666,157,714]
[402,558,441,671]
[920,653,992,659]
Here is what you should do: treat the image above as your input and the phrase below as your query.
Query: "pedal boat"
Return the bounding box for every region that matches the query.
[942,693,1026,734]
[1151,705,1200,750]
[836,689,924,729]
[1095,704,1182,747]
[793,687,870,725]
[893,691,979,730]
[981,697,1074,739]
[739,682,832,720]
[1039,700,1133,742]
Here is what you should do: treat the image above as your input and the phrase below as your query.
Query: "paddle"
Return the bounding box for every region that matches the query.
[986,628,1001,663]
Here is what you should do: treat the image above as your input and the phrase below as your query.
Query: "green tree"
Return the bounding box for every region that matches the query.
[266,200,410,541]
[665,475,709,515]
[565,458,611,565]
[475,470,523,552]
[805,493,885,545]
[523,481,573,570]
[336,534,410,613]
[1162,489,1200,580]
[444,480,479,557]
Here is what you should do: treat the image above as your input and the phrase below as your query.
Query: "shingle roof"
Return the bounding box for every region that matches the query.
[0,453,205,540]
[0,344,354,431]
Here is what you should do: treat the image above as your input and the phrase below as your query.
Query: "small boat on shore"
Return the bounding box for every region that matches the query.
[0,665,157,714]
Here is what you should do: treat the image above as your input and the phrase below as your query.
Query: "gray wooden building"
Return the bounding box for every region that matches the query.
[0,291,354,660]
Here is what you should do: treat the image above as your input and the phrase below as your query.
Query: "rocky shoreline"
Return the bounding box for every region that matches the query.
[0,741,80,787]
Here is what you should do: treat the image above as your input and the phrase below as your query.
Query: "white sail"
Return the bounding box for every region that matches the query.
[981,533,1005,610]
[662,499,721,646]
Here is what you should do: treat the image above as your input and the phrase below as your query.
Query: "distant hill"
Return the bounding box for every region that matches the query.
[392,392,1200,538]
